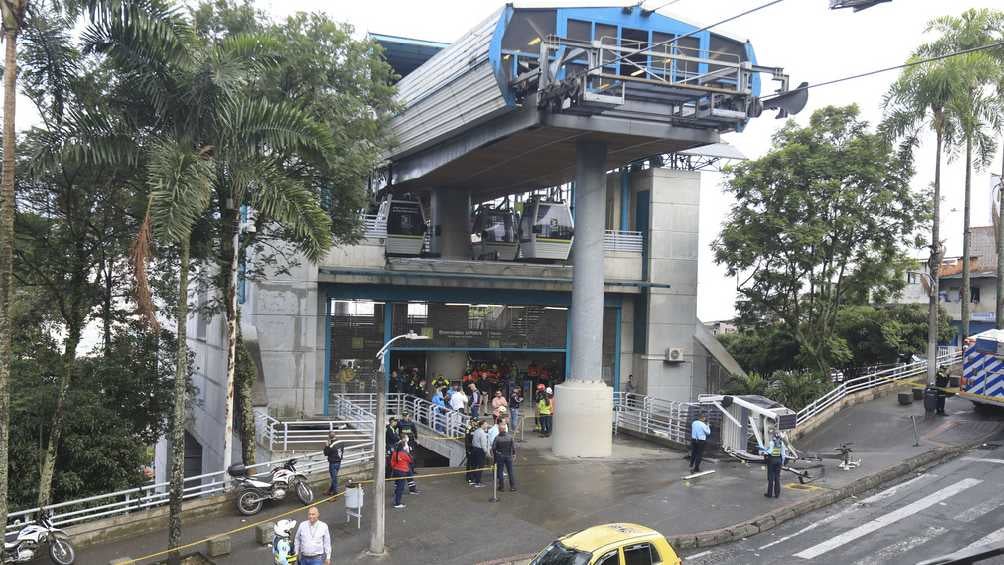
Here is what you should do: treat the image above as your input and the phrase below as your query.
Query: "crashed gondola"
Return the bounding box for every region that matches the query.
[517,197,573,261]
[471,205,518,261]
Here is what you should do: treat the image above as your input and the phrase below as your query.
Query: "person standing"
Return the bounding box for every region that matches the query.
[537,389,553,436]
[491,390,509,424]
[690,413,711,473]
[450,384,468,414]
[759,430,787,498]
[468,383,481,419]
[322,432,344,495]
[389,440,413,509]
[471,419,490,487]
[294,506,331,565]
[492,423,517,492]
[509,387,523,434]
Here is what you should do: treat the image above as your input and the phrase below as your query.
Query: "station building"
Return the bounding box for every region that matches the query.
[177,2,800,473]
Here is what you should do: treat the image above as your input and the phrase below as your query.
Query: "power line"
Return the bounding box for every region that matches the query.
[795,40,1004,93]
[585,0,788,75]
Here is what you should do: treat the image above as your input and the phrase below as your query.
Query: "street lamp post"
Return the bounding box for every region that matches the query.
[368,330,428,556]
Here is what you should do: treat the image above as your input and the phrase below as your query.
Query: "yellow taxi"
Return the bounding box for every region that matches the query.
[529,523,682,565]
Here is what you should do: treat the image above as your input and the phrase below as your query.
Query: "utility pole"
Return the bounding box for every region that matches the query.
[996,171,1003,330]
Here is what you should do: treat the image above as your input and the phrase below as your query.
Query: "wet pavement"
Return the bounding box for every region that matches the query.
[76,394,1004,565]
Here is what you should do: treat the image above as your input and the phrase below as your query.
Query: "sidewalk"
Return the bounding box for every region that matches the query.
[77,394,1004,564]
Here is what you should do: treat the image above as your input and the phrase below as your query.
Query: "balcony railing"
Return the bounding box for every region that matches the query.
[360,214,643,256]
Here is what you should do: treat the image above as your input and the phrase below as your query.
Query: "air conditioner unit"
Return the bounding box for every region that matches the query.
[664,347,685,363]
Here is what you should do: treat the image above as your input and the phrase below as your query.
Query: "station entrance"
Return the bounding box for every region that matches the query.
[324,285,621,414]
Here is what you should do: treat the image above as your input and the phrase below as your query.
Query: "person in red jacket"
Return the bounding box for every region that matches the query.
[390,441,413,509]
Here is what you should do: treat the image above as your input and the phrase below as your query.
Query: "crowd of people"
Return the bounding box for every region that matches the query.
[387,359,559,437]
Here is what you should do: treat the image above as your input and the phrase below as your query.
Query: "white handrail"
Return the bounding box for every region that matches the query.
[604,229,644,254]
[6,442,374,534]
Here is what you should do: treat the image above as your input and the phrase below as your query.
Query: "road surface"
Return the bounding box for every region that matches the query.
[683,441,1004,564]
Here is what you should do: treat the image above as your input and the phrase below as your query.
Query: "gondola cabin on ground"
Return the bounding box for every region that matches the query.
[378,196,427,257]
[518,197,574,261]
[471,205,518,260]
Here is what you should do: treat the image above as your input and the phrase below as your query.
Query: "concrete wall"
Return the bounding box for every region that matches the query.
[243,254,327,418]
[427,351,468,384]
[641,168,701,402]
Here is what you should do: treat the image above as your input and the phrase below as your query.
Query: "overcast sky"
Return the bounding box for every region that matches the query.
[249,0,999,322]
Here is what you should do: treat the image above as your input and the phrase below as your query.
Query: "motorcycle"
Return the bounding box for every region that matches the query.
[227,458,314,516]
[3,509,75,564]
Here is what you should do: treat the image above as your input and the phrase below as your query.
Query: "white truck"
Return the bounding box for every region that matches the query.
[960,329,1004,411]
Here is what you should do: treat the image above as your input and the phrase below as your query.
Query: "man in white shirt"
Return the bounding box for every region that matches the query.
[295,506,331,565]
[449,385,468,414]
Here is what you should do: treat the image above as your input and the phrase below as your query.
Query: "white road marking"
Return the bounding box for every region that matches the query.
[952,492,1004,522]
[793,478,982,560]
[687,550,712,560]
[852,526,947,565]
[962,457,1004,465]
[757,473,935,551]
[961,525,1004,553]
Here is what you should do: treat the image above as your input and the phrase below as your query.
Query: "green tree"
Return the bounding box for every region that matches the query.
[722,372,767,396]
[834,304,954,368]
[918,11,1003,341]
[719,327,800,377]
[882,39,964,384]
[714,105,925,374]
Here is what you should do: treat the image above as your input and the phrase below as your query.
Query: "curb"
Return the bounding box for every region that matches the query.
[667,441,978,551]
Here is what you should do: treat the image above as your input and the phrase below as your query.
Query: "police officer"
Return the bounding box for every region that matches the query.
[759,429,787,498]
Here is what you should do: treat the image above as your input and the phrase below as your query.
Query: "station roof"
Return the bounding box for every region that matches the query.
[369,33,447,81]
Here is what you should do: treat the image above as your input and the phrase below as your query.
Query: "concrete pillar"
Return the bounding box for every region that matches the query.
[431,188,471,259]
[553,140,613,458]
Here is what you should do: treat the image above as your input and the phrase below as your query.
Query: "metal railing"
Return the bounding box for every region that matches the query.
[612,392,691,444]
[612,347,964,445]
[361,214,387,239]
[604,230,644,254]
[386,393,471,438]
[5,441,374,535]
[255,411,372,452]
[795,348,963,424]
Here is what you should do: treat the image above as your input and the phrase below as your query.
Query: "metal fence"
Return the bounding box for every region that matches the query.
[612,347,963,446]
[5,441,374,535]
[795,348,962,424]
[386,393,471,438]
[255,411,372,452]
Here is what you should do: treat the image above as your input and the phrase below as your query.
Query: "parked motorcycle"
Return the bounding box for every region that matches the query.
[3,509,75,564]
[227,458,314,516]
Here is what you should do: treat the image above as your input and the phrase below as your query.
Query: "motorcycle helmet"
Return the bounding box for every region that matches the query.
[545,387,553,395]
[498,406,508,415]
[273,519,297,538]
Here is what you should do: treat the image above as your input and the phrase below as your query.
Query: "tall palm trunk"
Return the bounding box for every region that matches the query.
[0,20,19,532]
[168,240,191,565]
[928,125,944,383]
[237,322,256,466]
[221,207,239,468]
[36,327,81,507]
[961,134,973,341]
[996,154,1004,329]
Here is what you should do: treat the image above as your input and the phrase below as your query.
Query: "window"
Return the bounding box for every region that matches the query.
[907,272,920,285]
[595,550,619,565]
[971,286,981,304]
[623,543,659,565]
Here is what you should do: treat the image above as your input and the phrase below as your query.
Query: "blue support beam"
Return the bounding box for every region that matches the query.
[322,296,332,416]
[619,167,631,230]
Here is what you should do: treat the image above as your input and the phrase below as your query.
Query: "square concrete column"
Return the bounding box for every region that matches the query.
[553,140,613,458]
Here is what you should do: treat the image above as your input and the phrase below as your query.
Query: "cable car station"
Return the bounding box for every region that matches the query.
[237,3,803,458]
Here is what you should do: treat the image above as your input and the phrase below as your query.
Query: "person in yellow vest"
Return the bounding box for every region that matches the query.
[537,388,553,436]
[758,430,787,498]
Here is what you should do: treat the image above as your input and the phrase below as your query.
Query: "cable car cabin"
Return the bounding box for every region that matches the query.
[471,206,518,261]
[518,198,574,261]
[379,197,427,256]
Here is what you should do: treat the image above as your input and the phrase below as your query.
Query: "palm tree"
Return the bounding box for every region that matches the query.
[919,10,1004,341]
[0,0,29,536]
[882,56,962,384]
[143,139,214,562]
[723,372,767,396]
[85,6,336,557]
